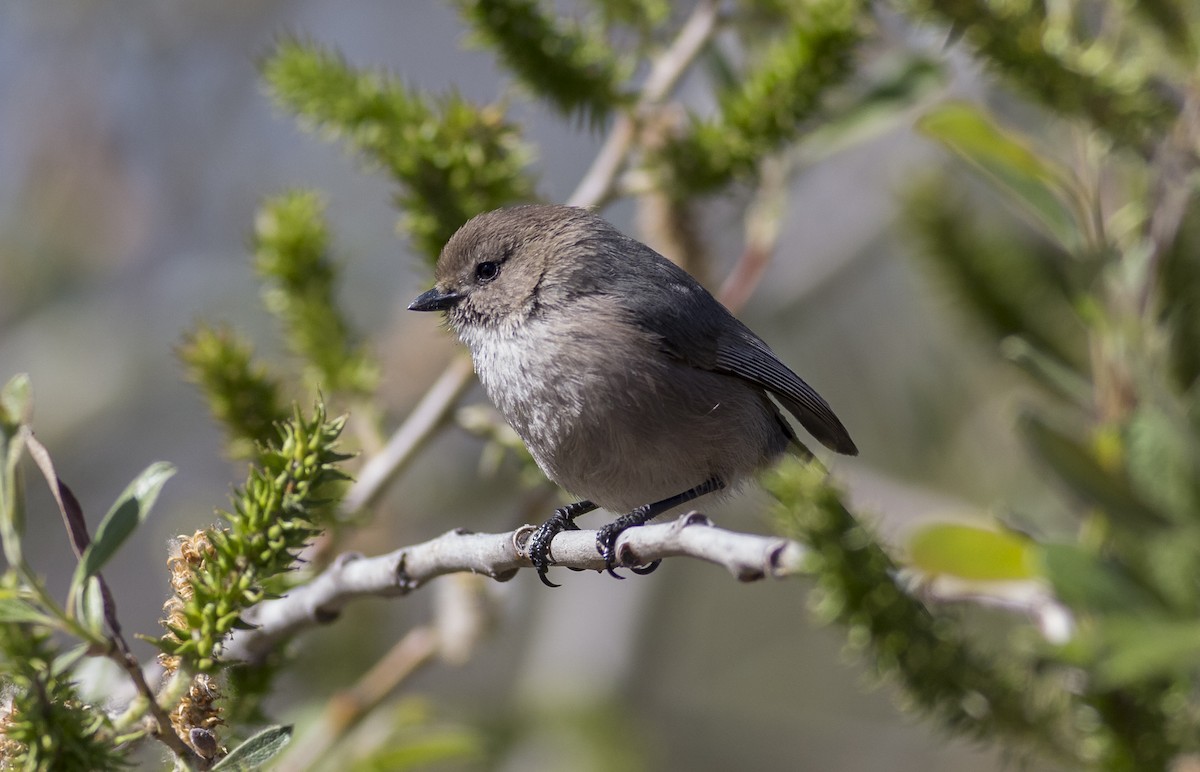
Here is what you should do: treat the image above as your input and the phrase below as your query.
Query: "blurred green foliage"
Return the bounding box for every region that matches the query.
[891,0,1200,766]
[254,191,379,398]
[178,324,289,459]
[262,38,536,263]
[768,461,1091,764]
[901,0,1180,154]
[3,0,1200,768]
[0,615,123,772]
[659,0,861,192]
[456,0,628,121]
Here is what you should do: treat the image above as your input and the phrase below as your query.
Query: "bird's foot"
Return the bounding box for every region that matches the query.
[527,509,581,588]
[596,516,661,579]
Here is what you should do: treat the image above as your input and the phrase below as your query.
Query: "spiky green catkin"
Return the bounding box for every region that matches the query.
[0,613,123,772]
[660,0,861,193]
[177,324,288,459]
[262,39,534,263]
[166,405,350,672]
[905,176,1085,370]
[457,0,627,120]
[253,191,378,397]
[903,0,1177,154]
[764,459,1095,765]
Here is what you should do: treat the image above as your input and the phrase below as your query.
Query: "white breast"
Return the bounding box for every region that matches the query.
[454,312,787,513]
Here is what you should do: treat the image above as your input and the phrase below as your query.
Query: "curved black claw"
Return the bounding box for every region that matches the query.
[528,503,594,588]
[630,560,662,575]
[596,521,628,579]
[527,516,569,588]
[594,479,723,580]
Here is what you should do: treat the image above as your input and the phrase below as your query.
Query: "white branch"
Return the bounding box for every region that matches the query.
[226,512,806,663]
[907,574,1076,645]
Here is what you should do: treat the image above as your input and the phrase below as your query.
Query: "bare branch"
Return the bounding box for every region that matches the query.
[275,626,439,772]
[908,575,1076,645]
[567,0,720,209]
[226,512,806,663]
[718,154,791,313]
[339,355,475,517]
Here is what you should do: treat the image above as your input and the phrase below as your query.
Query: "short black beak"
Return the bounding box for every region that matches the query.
[408,287,462,312]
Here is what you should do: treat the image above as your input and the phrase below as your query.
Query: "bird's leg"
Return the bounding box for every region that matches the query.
[598,477,725,579]
[527,499,597,587]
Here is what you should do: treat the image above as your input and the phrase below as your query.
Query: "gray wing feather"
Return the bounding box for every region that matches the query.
[600,238,858,456]
[713,327,858,455]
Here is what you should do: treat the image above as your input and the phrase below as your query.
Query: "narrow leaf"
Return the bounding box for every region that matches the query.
[24,428,91,556]
[1038,543,1161,614]
[1020,414,1169,529]
[0,373,32,430]
[1000,337,1091,405]
[1096,617,1200,688]
[51,642,92,676]
[0,423,28,567]
[1125,405,1198,523]
[76,575,107,638]
[75,462,176,584]
[907,522,1036,581]
[212,725,293,770]
[918,102,1080,250]
[0,596,54,625]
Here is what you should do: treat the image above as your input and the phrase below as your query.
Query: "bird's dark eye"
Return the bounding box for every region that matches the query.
[475,261,500,283]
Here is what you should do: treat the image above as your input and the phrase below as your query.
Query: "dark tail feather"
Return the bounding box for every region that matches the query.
[778,395,858,456]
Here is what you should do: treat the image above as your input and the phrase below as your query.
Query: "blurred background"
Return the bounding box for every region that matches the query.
[0,2,1055,769]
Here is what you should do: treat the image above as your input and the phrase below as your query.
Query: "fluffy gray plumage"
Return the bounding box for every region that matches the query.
[410,204,856,514]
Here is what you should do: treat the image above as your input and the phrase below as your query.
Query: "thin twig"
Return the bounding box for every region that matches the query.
[567,0,720,209]
[226,513,807,663]
[641,0,721,103]
[339,355,475,518]
[276,627,440,771]
[21,430,202,766]
[908,575,1075,645]
[718,155,791,312]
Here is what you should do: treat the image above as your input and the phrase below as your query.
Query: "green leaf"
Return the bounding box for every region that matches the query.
[1000,337,1091,406]
[1125,405,1199,523]
[917,102,1081,251]
[1095,616,1200,688]
[1037,543,1161,614]
[73,462,176,586]
[212,725,293,770]
[0,424,28,568]
[1019,414,1169,530]
[75,576,107,639]
[51,642,91,676]
[0,373,32,430]
[0,595,54,626]
[907,522,1036,581]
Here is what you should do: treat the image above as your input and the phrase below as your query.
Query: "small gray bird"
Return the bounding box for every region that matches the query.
[409,204,856,586]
